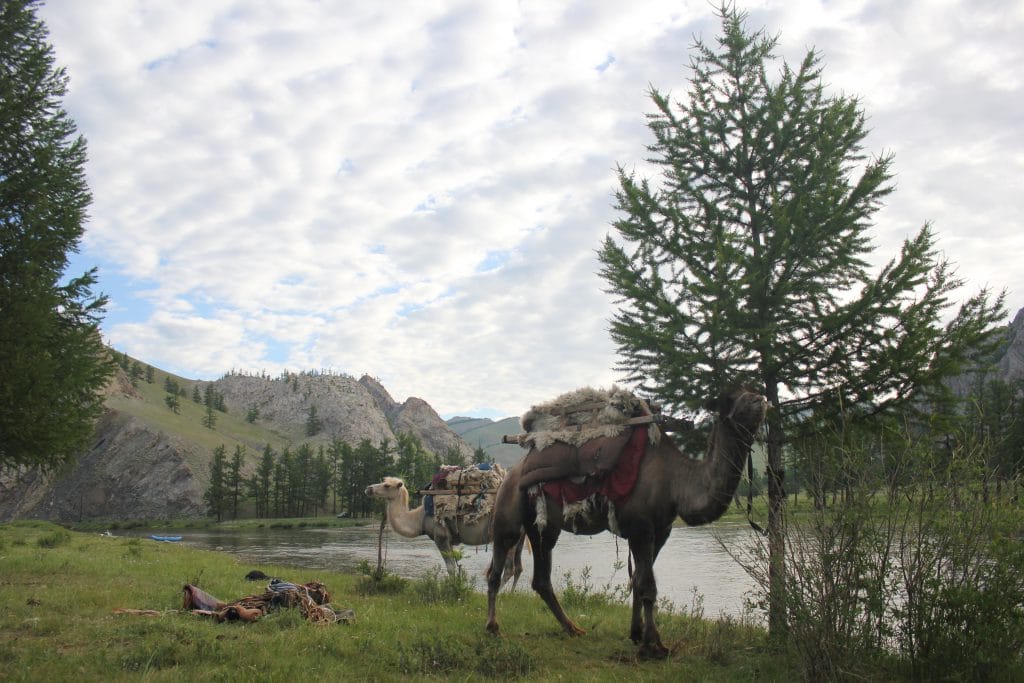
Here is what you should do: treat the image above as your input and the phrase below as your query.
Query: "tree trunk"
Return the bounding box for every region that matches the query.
[765,385,787,637]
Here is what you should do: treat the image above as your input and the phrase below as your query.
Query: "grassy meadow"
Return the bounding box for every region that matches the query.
[0,521,791,682]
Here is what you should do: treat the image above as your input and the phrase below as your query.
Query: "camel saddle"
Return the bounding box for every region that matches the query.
[518,431,634,490]
[513,386,660,492]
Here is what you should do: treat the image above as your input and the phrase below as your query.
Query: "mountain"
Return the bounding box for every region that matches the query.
[945,305,1024,398]
[446,415,526,468]
[997,307,1024,381]
[0,360,473,523]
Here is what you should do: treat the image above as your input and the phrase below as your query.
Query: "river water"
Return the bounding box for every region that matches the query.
[129,522,762,619]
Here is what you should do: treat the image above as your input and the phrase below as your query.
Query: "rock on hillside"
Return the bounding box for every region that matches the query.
[359,375,473,462]
[998,307,1024,382]
[215,372,395,446]
[0,410,206,522]
[946,305,1024,398]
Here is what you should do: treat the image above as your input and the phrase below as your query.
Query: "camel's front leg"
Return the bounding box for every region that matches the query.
[628,535,668,659]
[432,525,459,577]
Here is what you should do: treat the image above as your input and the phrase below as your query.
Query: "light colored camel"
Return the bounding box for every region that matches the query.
[485,387,768,659]
[365,476,524,588]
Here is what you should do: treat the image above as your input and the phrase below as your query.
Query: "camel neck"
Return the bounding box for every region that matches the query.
[386,496,426,537]
[675,418,753,525]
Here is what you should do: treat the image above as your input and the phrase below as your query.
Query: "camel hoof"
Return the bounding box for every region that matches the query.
[563,622,587,637]
[486,622,501,636]
[638,642,669,660]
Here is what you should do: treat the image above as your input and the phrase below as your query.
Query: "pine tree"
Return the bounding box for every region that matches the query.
[228,445,245,519]
[202,402,217,430]
[305,405,322,436]
[252,444,275,518]
[0,0,115,470]
[204,445,228,521]
[472,445,494,465]
[201,384,217,429]
[598,5,1005,634]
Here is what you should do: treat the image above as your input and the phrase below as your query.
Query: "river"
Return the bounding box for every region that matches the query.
[129,522,762,619]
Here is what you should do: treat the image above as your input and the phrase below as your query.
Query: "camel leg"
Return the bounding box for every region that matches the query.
[486,477,528,635]
[527,502,585,637]
[627,531,669,659]
[497,534,525,589]
[507,535,526,591]
[432,525,459,577]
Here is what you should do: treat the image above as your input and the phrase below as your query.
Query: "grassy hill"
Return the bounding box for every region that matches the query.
[446,415,525,467]
[107,365,294,481]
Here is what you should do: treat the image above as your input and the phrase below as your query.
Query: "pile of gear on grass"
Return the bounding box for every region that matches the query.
[181,572,355,625]
[113,571,355,625]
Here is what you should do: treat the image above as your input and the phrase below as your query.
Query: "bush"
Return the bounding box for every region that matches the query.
[412,567,473,604]
[735,422,1024,681]
[559,563,629,610]
[36,528,71,548]
[353,560,406,596]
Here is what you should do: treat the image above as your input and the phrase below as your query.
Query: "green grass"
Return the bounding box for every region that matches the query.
[0,521,791,681]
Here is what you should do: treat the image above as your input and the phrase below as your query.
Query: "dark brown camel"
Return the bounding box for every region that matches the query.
[484,387,768,659]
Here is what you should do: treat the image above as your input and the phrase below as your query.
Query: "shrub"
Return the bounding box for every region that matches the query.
[735,421,1024,681]
[353,560,406,596]
[412,567,473,604]
[36,528,71,548]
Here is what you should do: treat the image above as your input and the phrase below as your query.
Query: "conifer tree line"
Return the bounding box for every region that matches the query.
[205,432,453,520]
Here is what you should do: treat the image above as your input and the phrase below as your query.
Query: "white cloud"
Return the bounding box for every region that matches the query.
[40,0,1024,416]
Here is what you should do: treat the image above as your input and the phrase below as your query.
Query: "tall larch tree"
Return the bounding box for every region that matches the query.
[0,0,114,470]
[598,5,1004,635]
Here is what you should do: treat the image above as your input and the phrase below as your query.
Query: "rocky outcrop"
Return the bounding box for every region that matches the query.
[216,373,395,446]
[359,375,473,462]
[946,306,1024,398]
[997,308,1024,382]
[0,410,205,522]
[391,397,473,463]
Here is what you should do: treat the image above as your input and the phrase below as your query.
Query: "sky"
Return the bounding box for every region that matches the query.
[39,0,1024,419]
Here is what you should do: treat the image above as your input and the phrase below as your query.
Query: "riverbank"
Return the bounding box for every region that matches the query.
[1,520,790,681]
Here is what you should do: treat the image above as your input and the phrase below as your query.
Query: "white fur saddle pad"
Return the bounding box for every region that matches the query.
[520,385,660,451]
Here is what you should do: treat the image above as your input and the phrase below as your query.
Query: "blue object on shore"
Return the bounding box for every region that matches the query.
[150,534,182,542]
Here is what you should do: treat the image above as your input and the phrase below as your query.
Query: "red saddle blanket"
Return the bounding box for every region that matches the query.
[541,425,648,505]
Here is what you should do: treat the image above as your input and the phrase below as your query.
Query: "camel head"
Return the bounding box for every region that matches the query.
[365,476,409,504]
[704,387,769,440]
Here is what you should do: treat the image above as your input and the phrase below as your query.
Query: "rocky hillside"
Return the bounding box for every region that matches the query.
[0,362,473,523]
[997,307,1024,381]
[946,305,1024,397]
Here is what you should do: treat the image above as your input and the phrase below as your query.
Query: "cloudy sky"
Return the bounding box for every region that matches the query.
[40,0,1023,419]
